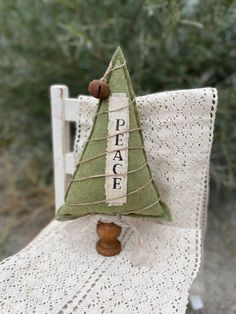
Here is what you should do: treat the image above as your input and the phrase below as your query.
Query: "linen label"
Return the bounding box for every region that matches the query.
[105,93,129,206]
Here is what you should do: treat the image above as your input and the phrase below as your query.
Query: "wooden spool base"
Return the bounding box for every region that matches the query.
[96,221,122,257]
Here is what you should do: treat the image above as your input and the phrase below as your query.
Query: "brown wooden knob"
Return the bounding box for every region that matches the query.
[88,79,110,99]
[96,222,122,257]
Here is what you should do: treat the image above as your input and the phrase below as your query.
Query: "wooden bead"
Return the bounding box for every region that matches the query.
[96,222,122,257]
[88,79,110,99]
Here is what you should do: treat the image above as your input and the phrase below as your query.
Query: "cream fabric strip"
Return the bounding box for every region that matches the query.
[105,93,130,206]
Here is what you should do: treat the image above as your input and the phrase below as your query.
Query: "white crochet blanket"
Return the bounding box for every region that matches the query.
[0,88,217,314]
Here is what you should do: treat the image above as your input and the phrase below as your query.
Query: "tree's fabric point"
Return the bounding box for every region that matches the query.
[56,47,171,221]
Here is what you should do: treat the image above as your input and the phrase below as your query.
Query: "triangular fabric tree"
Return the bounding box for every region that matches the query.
[56,47,171,221]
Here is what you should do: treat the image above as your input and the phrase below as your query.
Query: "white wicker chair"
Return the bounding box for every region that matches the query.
[0,85,217,314]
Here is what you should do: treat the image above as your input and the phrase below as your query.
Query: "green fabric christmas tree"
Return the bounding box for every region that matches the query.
[56,47,171,221]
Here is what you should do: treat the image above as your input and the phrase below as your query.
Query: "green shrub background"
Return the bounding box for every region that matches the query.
[0,0,235,219]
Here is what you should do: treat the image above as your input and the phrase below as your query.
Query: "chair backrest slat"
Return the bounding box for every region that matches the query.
[64,98,79,122]
[50,85,70,209]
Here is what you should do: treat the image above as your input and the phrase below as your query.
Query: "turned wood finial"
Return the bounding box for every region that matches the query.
[96,221,122,256]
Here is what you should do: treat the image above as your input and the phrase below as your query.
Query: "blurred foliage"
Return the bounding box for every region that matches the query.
[0,0,235,218]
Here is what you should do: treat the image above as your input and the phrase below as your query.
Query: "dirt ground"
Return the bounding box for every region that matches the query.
[0,205,235,314]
